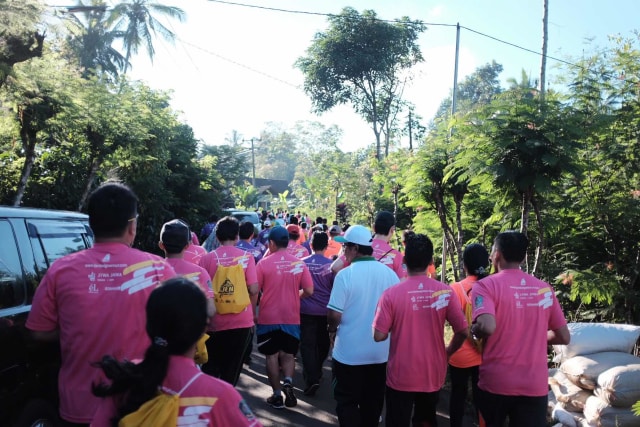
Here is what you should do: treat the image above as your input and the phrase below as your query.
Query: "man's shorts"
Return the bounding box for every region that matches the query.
[257,329,300,355]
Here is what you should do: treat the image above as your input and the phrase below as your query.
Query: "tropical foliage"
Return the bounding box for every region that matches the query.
[2,2,640,325]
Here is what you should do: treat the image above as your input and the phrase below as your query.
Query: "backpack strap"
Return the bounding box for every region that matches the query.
[178,372,202,395]
[456,282,472,306]
[378,249,393,262]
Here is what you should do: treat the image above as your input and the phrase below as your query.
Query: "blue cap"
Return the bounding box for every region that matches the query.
[268,226,289,244]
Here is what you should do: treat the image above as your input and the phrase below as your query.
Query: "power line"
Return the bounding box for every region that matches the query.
[176,37,300,89]
[460,25,580,69]
[207,0,580,69]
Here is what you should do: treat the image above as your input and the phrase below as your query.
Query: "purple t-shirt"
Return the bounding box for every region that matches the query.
[301,254,334,315]
[236,240,263,264]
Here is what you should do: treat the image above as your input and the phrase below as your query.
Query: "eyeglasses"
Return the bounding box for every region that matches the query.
[128,213,139,222]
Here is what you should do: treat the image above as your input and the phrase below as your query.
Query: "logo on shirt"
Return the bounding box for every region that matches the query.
[102,253,111,262]
[88,272,96,281]
[418,283,424,290]
[538,287,553,309]
[520,278,527,286]
[88,283,98,294]
[289,262,304,275]
[430,291,451,310]
[475,295,484,308]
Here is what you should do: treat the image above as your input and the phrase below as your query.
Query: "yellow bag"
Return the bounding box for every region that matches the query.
[194,333,209,365]
[119,373,202,427]
[456,282,484,353]
[211,253,250,314]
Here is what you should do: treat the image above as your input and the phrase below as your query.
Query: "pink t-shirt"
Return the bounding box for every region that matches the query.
[373,275,467,392]
[199,246,257,332]
[256,250,313,325]
[287,240,311,259]
[26,243,176,423]
[472,269,568,396]
[91,355,262,427]
[448,276,482,368]
[183,244,207,265]
[166,258,214,298]
[372,238,406,278]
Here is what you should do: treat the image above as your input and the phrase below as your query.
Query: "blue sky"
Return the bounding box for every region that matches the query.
[48,0,640,151]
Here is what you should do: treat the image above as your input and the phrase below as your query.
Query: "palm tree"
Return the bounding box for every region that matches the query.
[107,0,185,72]
[64,0,126,79]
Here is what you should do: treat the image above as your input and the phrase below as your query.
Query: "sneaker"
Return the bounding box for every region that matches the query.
[303,383,320,396]
[283,382,297,407]
[266,394,284,409]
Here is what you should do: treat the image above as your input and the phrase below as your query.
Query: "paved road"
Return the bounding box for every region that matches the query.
[235,344,478,427]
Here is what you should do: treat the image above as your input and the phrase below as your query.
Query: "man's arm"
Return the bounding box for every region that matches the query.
[300,286,313,298]
[446,329,468,358]
[373,328,388,342]
[327,309,342,331]
[471,313,496,338]
[548,324,570,345]
[330,257,345,274]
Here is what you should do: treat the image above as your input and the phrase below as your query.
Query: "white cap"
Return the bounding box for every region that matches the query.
[334,225,373,246]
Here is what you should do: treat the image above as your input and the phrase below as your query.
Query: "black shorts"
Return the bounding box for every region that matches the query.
[257,329,300,355]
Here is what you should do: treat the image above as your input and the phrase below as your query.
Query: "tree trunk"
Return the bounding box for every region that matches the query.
[432,183,460,279]
[454,193,464,279]
[13,131,37,206]
[520,190,531,235]
[78,157,101,211]
[531,195,544,275]
[540,0,549,101]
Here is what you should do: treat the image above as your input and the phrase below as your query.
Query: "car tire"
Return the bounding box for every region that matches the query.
[13,398,59,427]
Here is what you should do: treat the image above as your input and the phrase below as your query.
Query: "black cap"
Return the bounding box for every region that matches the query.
[160,219,190,251]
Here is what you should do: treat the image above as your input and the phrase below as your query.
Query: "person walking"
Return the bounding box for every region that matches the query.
[300,231,335,396]
[199,216,259,386]
[327,225,400,427]
[448,244,490,427]
[256,226,314,409]
[91,277,261,427]
[373,233,468,427]
[471,231,570,427]
[26,182,176,425]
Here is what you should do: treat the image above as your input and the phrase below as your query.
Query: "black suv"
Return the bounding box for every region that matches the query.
[0,206,93,427]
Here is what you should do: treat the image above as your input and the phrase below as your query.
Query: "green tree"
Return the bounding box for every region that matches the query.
[64,0,126,79]
[107,0,185,72]
[0,0,45,88]
[296,7,425,160]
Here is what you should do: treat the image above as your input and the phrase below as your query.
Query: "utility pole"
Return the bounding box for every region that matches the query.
[242,138,260,187]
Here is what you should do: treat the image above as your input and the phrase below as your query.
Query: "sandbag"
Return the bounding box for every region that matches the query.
[553,323,640,363]
[560,352,640,390]
[550,368,593,411]
[583,395,640,427]
[552,402,578,427]
[595,364,640,407]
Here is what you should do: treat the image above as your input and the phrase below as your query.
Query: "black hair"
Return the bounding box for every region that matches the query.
[463,243,490,279]
[208,214,218,223]
[272,238,288,249]
[288,229,300,241]
[346,242,373,256]
[315,216,323,225]
[300,222,307,230]
[402,229,415,244]
[88,182,138,239]
[374,211,395,235]
[215,216,239,242]
[494,231,528,263]
[92,278,208,426]
[289,215,299,225]
[404,233,433,272]
[238,221,255,240]
[310,231,329,251]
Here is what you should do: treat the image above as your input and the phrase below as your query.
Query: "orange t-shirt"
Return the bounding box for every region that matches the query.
[325,238,342,259]
[448,275,482,368]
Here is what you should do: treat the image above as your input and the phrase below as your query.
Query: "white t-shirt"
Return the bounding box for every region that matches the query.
[327,257,400,365]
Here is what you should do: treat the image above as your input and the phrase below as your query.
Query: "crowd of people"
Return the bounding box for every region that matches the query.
[26,181,570,427]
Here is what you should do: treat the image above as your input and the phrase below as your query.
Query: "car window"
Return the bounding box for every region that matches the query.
[28,220,91,274]
[234,213,259,224]
[0,221,26,309]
